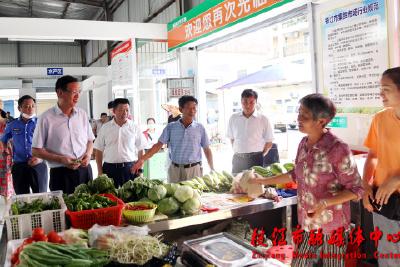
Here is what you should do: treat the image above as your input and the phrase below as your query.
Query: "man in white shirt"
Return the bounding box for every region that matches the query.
[92,112,109,137]
[94,98,147,187]
[227,89,274,174]
[32,75,94,194]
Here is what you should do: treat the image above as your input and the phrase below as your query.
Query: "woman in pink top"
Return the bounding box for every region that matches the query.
[251,93,363,267]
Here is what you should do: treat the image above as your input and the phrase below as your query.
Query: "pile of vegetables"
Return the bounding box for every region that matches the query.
[137,183,201,216]
[11,228,66,265]
[251,163,296,189]
[180,171,234,193]
[252,163,294,176]
[75,174,117,195]
[10,197,61,215]
[63,194,116,212]
[17,242,109,267]
[117,176,164,203]
[109,234,170,265]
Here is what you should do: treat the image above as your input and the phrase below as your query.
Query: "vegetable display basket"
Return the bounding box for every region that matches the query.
[122,202,157,223]
[66,194,124,230]
[4,191,67,240]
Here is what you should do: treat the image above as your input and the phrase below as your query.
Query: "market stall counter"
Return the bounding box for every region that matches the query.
[146,192,297,236]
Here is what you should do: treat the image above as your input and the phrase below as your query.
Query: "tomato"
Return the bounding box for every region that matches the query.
[35,235,48,242]
[47,231,63,243]
[32,228,45,241]
[22,237,34,246]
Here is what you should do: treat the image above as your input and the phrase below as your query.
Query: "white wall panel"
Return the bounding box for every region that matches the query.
[0,43,18,66]
[20,43,81,65]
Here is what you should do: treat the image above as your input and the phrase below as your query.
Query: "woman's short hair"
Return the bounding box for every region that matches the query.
[300,93,336,124]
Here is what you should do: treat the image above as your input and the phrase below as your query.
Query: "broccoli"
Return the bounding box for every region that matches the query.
[74,184,91,195]
[89,174,115,194]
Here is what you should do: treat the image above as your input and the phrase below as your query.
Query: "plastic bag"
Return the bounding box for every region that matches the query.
[88,224,150,249]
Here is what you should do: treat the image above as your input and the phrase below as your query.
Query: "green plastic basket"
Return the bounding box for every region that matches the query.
[123,202,157,223]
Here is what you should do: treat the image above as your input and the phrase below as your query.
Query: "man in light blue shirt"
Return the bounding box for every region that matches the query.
[132,95,214,183]
[32,75,94,194]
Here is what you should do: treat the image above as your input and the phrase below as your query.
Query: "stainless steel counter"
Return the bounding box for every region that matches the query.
[147,193,297,233]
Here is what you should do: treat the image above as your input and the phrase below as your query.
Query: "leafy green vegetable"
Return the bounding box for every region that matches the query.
[10,197,61,215]
[181,197,201,215]
[63,194,116,212]
[157,197,180,216]
[174,185,194,203]
[88,174,115,194]
[147,185,167,202]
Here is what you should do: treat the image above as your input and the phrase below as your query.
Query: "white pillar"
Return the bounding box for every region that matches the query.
[20,82,36,99]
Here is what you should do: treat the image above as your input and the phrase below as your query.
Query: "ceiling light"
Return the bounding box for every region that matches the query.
[8,37,75,42]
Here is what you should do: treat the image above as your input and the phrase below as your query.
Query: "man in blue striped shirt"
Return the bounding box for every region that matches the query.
[132,96,214,183]
[0,95,48,194]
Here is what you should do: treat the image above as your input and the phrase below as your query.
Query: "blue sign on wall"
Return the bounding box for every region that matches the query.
[47,68,63,76]
[152,68,166,75]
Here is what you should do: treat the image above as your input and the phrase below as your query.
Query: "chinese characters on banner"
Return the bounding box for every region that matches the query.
[250,225,400,260]
[167,0,294,50]
[167,78,194,98]
[322,0,388,108]
[111,39,136,90]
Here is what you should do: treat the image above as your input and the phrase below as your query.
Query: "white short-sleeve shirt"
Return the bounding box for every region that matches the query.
[94,119,147,163]
[32,105,95,168]
[226,111,274,153]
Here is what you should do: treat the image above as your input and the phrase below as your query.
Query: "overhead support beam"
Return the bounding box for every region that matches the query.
[0,67,107,78]
[57,0,103,8]
[143,0,175,23]
[61,3,71,19]
[104,0,113,66]
[28,0,33,17]
[0,18,167,41]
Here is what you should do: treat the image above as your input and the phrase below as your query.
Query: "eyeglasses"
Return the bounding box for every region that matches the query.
[65,90,82,95]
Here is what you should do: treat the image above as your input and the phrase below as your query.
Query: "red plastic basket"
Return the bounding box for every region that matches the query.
[65,194,124,230]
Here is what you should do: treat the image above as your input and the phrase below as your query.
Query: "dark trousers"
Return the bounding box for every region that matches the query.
[50,165,93,194]
[263,143,280,167]
[232,152,264,174]
[103,162,139,188]
[12,162,48,194]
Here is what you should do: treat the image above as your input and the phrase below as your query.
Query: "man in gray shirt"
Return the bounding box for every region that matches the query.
[32,75,94,194]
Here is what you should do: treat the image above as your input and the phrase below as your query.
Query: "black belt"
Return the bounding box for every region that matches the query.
[104,162,134,168]
[234,152,263,158]
[172,161,201,168]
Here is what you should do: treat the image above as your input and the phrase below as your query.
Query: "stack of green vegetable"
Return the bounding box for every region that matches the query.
[18,241,109,266]
[179,170,234,193]
[251,163,295,177]
[10,197,61,215]
[63,194,116,212]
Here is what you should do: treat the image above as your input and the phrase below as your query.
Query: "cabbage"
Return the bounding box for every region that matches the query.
[174,185,194,203]
[165,183,180,197]
[147,185,167,202]
[192,189,201,200]
[157,197,180,215]
[181,197,201,215]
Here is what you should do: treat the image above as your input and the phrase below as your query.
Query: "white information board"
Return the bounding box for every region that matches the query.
[322,0,388,108]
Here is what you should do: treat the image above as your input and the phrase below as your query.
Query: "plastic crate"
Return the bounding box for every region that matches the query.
[65,194,124,230]
[4,191,67,241]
